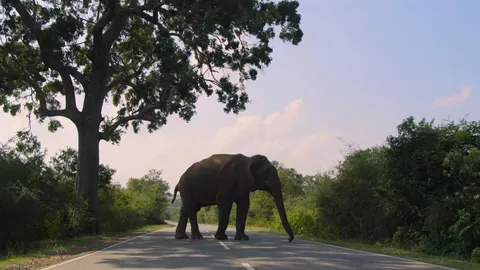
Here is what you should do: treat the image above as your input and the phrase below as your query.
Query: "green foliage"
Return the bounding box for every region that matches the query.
[124,170,171,224]
[0,0,304,143]
[316,147,396,242]
[472,247,480,263]
[248,191,276,226]
[0,132,87,254]
[44,196,93,240]
[381,117,480,256]
[50,147,116,189]
[0,132,170,257]
[0,0,304,235]
[168,116,480,264]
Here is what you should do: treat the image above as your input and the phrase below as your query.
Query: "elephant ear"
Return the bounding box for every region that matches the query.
[216,154,253,202]
[248,155,271,187]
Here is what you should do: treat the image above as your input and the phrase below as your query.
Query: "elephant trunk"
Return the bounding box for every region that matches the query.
[271,183,294,242]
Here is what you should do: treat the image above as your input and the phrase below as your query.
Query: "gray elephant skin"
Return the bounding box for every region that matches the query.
[170,153,294,242]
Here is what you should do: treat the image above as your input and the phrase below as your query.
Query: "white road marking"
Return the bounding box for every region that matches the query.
[211,234,230,250]
[310,241,456,270]
[242,263,255,270]
[219,242,230,250]
[41,229,162,270]
[168,221,452,269]
[41,251,100,270]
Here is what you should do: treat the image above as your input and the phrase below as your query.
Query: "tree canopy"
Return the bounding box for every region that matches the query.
[0,0,303,231]
[0,0,303,143]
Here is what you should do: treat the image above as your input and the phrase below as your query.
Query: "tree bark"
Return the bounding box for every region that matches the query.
[75,120,101,234]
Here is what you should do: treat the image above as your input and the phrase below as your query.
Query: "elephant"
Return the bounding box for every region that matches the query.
[170,153,294,242]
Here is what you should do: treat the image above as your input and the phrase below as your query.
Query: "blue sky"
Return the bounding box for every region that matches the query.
[1,0,479,190]
[248,0,480,131]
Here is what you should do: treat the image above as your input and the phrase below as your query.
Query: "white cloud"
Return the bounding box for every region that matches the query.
[0,97,349,192]
[434,85,473,107]
[141,98,347,190]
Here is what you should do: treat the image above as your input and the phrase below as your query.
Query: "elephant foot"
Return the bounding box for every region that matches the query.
[175,233,189,239]
[191,232,203,240]
[214,232,228,241]
[234,233,250,241]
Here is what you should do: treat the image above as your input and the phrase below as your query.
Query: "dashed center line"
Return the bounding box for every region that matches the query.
[206,231,253,269]
[210,234,230,250]
[219,241,230,250]
[242,263,255,270]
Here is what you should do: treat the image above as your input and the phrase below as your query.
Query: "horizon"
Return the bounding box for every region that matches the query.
[1,0,479,192]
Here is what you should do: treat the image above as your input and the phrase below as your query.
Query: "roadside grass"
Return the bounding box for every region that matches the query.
[241,225,480,270]
[0,224,173,270]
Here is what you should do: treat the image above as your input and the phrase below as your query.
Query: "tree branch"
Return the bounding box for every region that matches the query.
[106,61,152,90]
[8,1,89,90]
[67,67,89,88]
[120,6,173,35]
[23,76,72,121]
[59,68,80,115]
[103,0,148,49]
[8,0,58,69]
[92,0,118,47]
[89,0,124,96]
[103,16,126,49]
[120,2,167,19]
[8,0,86,116]
[99,88,173,141]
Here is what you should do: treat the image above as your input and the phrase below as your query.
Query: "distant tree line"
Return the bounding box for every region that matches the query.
[168,116,480,262]
[4,115,480,262]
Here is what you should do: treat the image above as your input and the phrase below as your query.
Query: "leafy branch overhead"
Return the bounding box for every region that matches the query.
[0,0,303,143]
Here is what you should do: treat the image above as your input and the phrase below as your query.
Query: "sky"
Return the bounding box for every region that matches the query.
[1,0,480,192]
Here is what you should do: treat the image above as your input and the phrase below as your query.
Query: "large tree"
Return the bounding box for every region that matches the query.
[0,0,303,232]
[50,147,116,189]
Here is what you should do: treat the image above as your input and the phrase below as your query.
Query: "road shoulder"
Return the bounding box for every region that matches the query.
[0,224,173,270]
[242,225,478,270]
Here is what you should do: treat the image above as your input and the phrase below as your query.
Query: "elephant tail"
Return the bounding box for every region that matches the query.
[171,184,179,204]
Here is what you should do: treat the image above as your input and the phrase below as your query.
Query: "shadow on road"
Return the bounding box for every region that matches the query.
[97,231,240,269]
[94,228,448,270]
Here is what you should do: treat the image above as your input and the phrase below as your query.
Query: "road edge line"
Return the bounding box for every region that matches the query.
[241,230,456,270]
[40,228,166,270]
[304,240,457,270]
[166,221,455,269]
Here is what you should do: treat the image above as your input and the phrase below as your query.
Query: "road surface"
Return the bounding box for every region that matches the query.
[42,222,454,270]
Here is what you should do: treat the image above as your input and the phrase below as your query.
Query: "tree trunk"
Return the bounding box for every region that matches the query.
[75,122,101,234]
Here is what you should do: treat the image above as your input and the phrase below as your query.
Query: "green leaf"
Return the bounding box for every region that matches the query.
[47,119,64,132]
[0,0,303,145]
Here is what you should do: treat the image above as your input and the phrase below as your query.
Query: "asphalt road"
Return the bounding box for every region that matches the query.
[42,222,455,270]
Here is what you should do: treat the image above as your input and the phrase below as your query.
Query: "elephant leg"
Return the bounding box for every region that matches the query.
[175,204,189,239]
[234,195,250,240]
[189,206,203,240]
[214,201,233,240]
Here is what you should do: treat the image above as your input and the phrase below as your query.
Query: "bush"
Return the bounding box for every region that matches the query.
[472,247,480,263]
[0,132,171,257]
[44,196,92,239]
